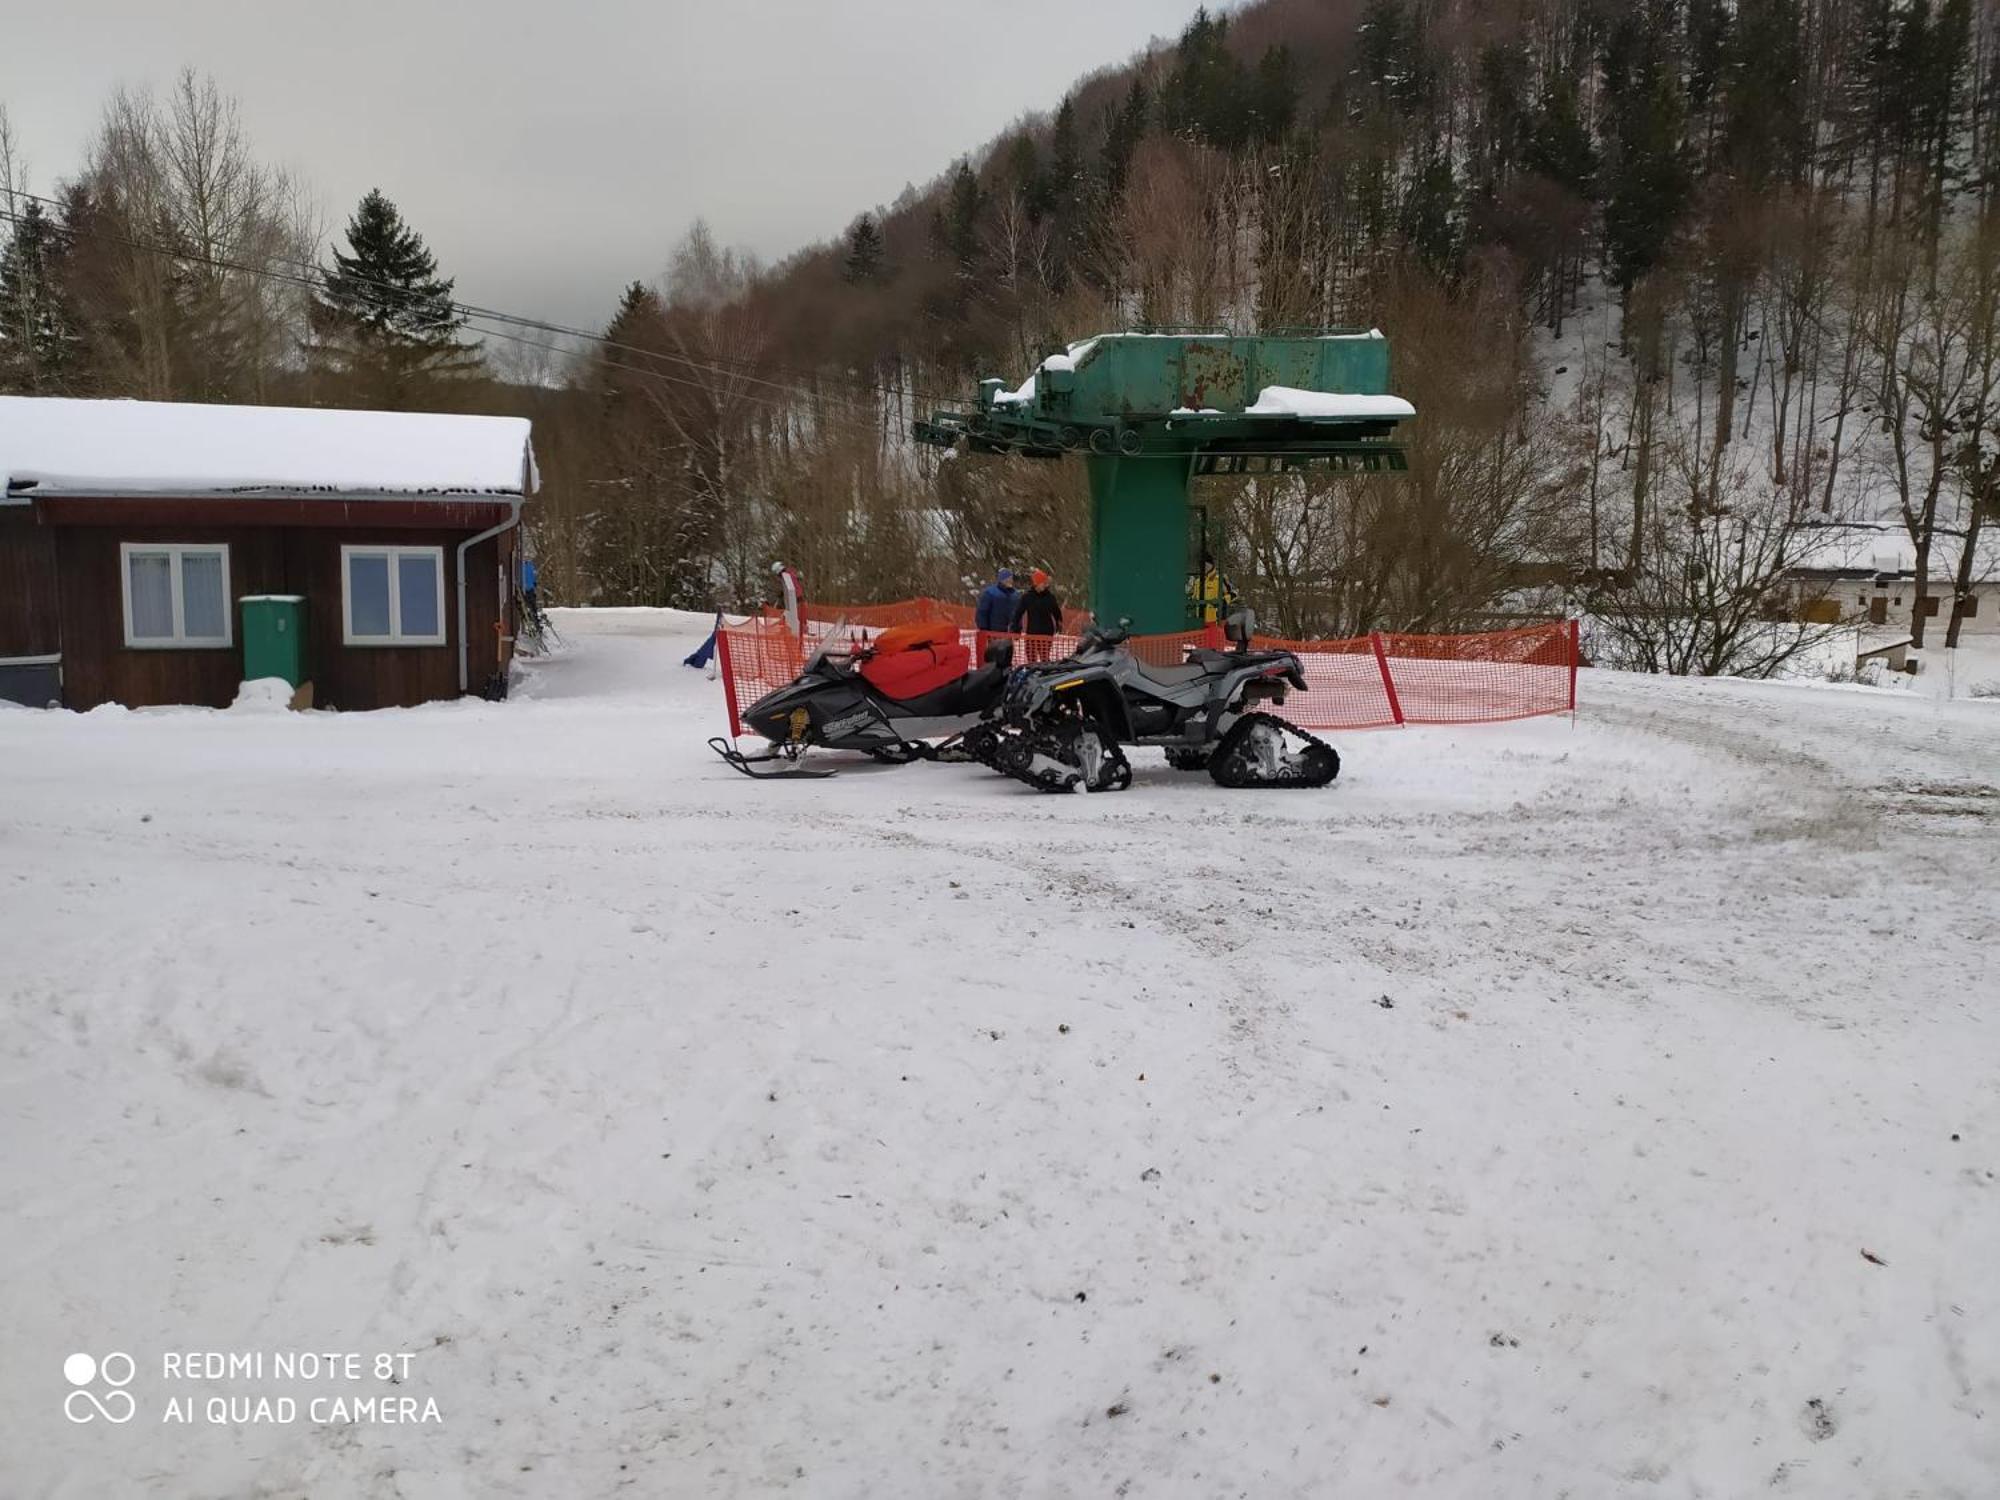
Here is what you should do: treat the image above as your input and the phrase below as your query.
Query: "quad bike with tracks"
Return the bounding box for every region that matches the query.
[982,613,1340,793]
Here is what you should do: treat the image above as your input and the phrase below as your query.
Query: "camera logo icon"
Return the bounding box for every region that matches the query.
[63,1352,136,1424]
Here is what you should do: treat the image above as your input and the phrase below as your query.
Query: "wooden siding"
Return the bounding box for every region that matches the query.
[52,520,514,711]
[0,506,61,657]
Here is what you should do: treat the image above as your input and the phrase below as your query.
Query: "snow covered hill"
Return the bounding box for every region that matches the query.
[3,610,1997,1498]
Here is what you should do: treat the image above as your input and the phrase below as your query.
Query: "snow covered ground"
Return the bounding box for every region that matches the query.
[4,608,1998,1498]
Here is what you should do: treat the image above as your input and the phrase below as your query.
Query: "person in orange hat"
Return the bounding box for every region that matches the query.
[1016,567,1063,662]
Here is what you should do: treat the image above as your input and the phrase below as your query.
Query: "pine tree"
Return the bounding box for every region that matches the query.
[599,280,671,396]
[1048,97,1083,202]
[936,162,984,270]
[843,214,886,283]
[310,188,478,405]
[1402,150,1463,278]
[1101,77,1151,197]
[1357,0,1410,112]
[1719,0,1807,188]
[1528,75,1599,199]
[0,199,76,393]
[1160,9,1252,149]
[1250,45,1299,148]
[1006,135,1052,221]
[1603,13,1693,294]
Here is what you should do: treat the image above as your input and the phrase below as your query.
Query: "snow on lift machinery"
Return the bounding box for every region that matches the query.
[912,330,1414,635]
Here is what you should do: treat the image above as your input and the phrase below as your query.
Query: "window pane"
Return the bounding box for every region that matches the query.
[348,553,392,636]
[181,551,226,640]
[397,553,440,639]
[128,552,175,639]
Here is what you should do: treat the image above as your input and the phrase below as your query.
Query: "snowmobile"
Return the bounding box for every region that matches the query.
[982,612,1340,793]
[711,621,1014,778]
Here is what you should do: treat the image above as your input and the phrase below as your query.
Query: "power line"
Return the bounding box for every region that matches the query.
[0,202,951,445]
[0,204,947,442]
[1,184,967,413]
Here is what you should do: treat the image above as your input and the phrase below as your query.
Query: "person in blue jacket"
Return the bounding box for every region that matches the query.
[975,568,1019,634]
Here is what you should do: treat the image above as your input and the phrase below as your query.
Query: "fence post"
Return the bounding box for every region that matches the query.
[1567,618,1580,713]
[717,623,742,738]
[1369,631,1405,726]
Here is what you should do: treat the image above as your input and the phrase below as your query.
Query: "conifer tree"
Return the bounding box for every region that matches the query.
[0,199,76,392]
[310,188,478,405]
[1720,0,1807,188]
[936,162,984,270]
[1048,97,1083,202]
[843,214,886,283]
[1250,45,1299,148]
[1100,77,1151,197]
[1603,18,1693,295]
[1006,135,1051,221]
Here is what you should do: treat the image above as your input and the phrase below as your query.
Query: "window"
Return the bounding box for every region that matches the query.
[342,545,446,646]
[1965,594,1980,619]
[121,543,231,648]
[1919,596,1941,618]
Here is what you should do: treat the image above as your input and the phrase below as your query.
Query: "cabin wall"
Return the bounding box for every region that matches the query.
[52,521,510,711]
[0,505,63,704]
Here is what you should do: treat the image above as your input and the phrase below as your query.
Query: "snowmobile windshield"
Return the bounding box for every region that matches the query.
[802,618,861,675]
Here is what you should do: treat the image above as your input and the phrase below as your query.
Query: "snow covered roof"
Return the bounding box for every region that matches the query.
[0,397,538,502]
[1788,524,1999,582]
[1246,387,1416,420]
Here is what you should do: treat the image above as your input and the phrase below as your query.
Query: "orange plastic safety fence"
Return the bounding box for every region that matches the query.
[1248,633,1402,731]
[1373,621,1577,725]
[799,597,975,629]
[715,615,804,737]
[718,602,1578,740]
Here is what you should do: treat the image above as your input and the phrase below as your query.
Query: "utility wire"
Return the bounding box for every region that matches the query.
[0,185,968,413]
[0,201,948,439]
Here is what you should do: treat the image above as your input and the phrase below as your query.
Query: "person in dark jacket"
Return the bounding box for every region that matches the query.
[975,568,1019,642]
[1016,569,1063,661]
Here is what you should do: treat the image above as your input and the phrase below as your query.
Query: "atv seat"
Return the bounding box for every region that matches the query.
[1130,657,1213,687]
[1186,647,1293,670]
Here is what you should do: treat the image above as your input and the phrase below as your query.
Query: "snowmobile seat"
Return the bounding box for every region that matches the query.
[952,660,1010,710]
[873,621,962,656]
[861,643,972,700]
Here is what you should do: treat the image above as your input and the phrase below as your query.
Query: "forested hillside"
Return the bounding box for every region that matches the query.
[4,0,1998,670]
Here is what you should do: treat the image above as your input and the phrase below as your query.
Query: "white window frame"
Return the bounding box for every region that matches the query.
[120,542,233,649]
[342,545,447,647]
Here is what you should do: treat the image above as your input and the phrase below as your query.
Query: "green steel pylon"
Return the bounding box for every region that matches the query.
[914,331,1414,632]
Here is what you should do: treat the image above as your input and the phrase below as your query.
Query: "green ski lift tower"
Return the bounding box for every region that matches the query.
[913,331,1414,633]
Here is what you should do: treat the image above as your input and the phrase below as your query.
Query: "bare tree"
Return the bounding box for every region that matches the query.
[1590,434,1846,677]
[71,75,311,402]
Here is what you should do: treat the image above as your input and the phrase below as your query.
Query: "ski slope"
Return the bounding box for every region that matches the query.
[3,609,1997,1498]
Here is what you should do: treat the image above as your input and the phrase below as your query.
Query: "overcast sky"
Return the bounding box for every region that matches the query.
[1,0,1209,331]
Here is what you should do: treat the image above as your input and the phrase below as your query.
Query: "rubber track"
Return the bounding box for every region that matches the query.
[1206,713,1340,789]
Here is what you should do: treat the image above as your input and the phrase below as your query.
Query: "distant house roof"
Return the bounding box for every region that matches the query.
[1788,523,1999,583]
[0,396,537,503]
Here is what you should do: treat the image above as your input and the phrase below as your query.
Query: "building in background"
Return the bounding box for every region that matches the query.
[0,397,534,710]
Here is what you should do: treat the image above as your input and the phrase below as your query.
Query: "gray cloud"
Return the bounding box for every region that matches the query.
[2,0,1206,329]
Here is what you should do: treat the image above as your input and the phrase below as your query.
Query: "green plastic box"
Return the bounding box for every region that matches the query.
[240,595,308,687]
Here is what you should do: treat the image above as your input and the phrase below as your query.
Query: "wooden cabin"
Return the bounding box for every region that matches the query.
[0,397,535,711]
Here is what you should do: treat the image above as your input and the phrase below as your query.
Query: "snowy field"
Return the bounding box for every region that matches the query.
[4,607,1998,1499]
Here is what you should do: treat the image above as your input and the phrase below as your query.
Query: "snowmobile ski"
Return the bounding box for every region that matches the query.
[708,737,838,779]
